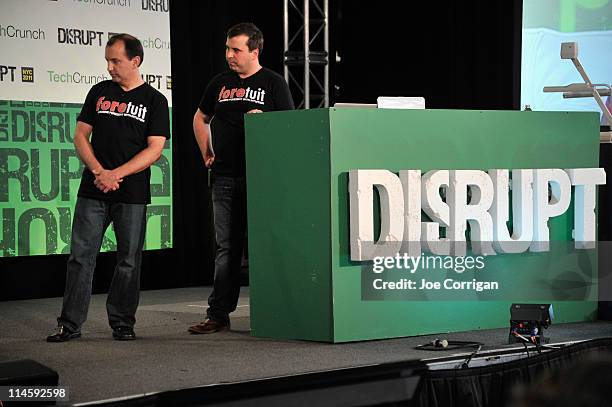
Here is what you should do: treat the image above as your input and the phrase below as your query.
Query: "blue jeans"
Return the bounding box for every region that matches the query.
[58,197,147,332]
[206,175,247,325]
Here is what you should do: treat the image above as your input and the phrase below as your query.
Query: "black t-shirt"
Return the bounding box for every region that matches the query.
[199,67,294,177]
[77,80,170,204]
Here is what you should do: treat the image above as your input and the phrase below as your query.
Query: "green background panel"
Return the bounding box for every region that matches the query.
[0,100,173,257]
[246,109,333,341]
[246,108,600,342]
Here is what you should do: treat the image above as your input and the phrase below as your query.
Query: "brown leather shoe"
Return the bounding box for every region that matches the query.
[188,319,230,334]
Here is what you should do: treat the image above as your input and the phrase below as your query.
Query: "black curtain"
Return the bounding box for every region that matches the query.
[0,0,522,301]
[417,338,612,407]
[334,0,521,109]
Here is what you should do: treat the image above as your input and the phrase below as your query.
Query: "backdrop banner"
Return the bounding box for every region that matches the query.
[0,0,172,257]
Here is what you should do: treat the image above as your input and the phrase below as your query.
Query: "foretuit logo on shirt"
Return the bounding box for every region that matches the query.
[218,85,265,105]
[96,96,147,122]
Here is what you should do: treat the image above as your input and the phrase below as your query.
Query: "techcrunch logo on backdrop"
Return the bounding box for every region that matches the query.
[0,24,46,40]
[142,37,170,50]
[72,0,132,7]
[108,32,170,50]
[71,0,169,11]
[57,29,171,49]
[47,70,108,85]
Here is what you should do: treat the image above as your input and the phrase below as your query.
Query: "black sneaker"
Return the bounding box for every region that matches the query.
[112,326,136,341]
[46,325,81,343]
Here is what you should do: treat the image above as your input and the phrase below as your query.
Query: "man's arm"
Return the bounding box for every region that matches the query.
[73,120,122,192]
[95,136,167,193]
[274,77,295,111]
[193,108,215,168]
[73,120,102,173]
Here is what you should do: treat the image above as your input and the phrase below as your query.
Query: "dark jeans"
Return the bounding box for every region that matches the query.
[207,175,247,325]
[58,197,147,332]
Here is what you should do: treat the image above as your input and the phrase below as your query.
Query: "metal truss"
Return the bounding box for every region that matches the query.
[283,0,329,109]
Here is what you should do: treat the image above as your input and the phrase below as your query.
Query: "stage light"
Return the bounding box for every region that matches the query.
[508,303,553,345]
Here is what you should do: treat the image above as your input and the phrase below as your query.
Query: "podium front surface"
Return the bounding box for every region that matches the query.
[245,108,600,343]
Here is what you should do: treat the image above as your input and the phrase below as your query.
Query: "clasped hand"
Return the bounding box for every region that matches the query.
[93,169,123,193]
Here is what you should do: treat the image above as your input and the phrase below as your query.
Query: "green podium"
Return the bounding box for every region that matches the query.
[245,108,600,343]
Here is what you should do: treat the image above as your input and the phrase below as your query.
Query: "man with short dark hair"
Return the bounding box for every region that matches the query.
[189,23,294,334]
[47,33,170,342]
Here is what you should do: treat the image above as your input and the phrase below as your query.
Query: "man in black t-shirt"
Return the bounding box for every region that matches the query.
[189,23,294,334]
[47,34,170,343]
